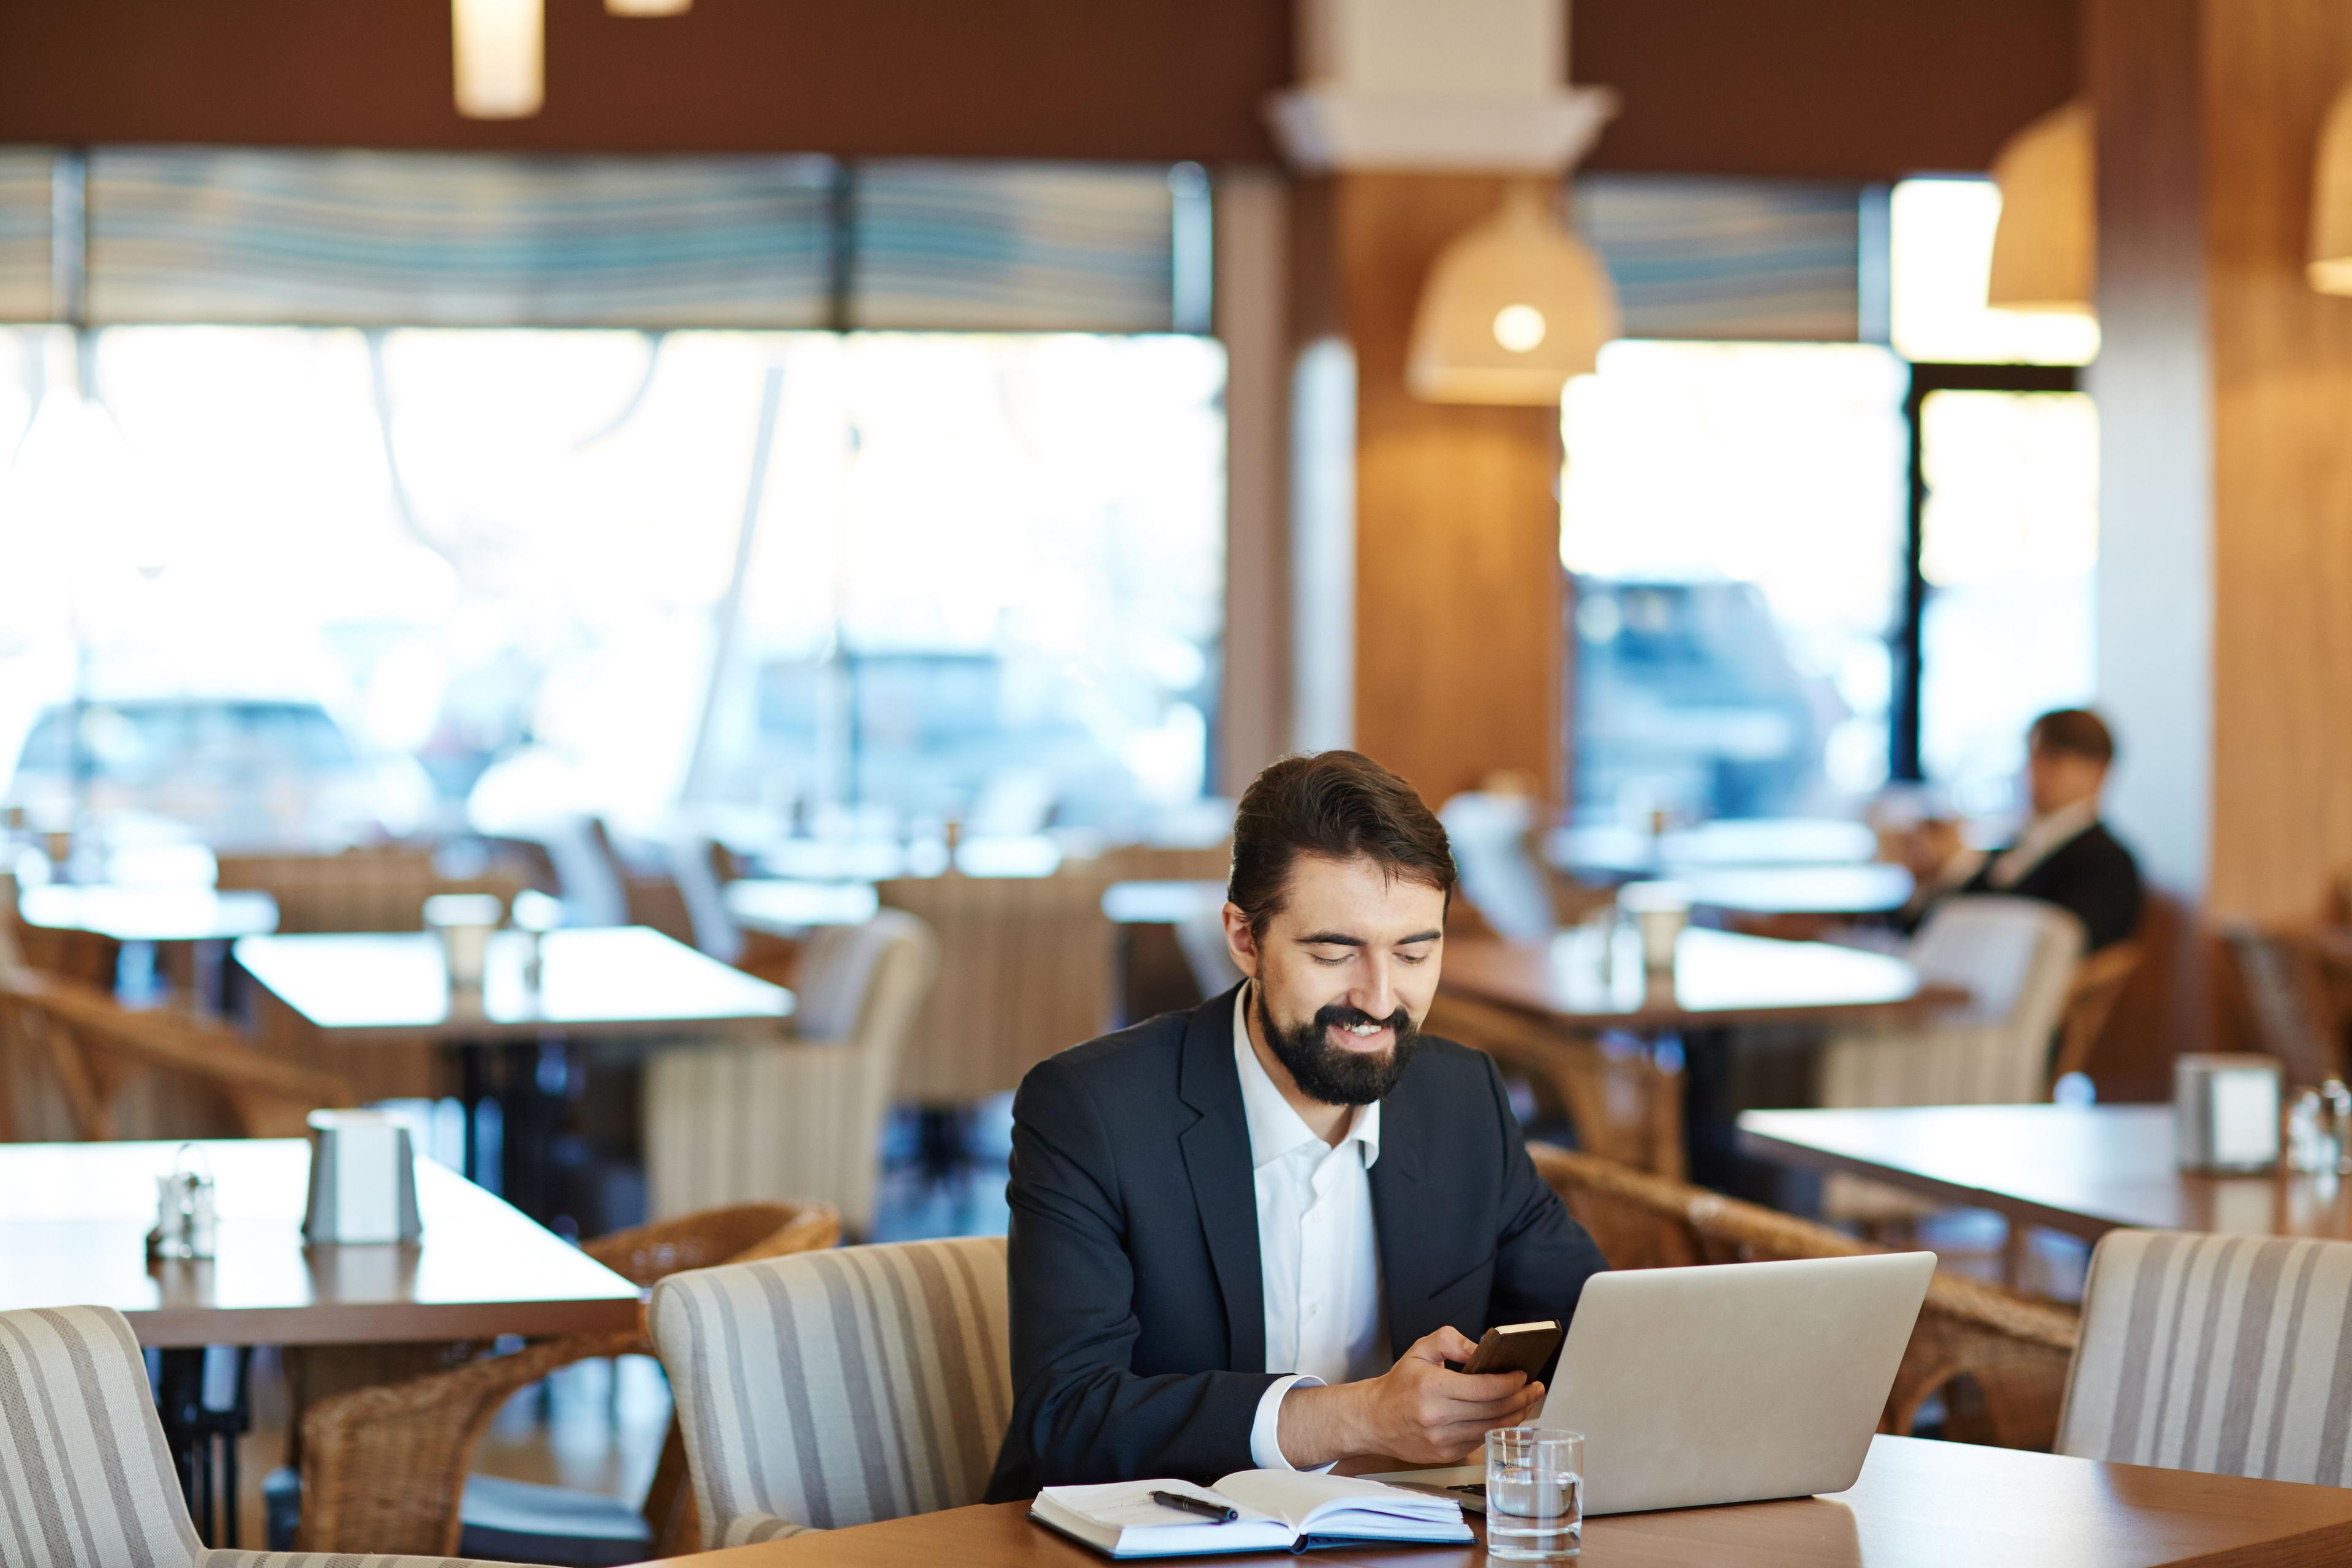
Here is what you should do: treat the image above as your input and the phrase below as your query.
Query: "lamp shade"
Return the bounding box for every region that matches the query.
[1407,184,1619,405]
[1987,99,2095,313]
[2310,82,2352,293]
[453,0,544,119]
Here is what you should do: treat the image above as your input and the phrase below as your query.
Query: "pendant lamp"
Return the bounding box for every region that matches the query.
[1407,183,1619,405]
[1986,99,2095,313]
[453,0,544,119]
[607,0,691,13]
[2310,81,2352,293]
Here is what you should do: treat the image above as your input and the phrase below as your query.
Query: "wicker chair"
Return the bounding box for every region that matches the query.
[0,967,352,1141]
[2219,922,2346,1087]
[1428,990,1685,1178]
[2050,939,2144,1085]
[293,1200,840,1560]
[1527,1144,2078,1450]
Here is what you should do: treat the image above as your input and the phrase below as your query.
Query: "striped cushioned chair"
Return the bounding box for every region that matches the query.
[649,1235,1011,1549]
[2057,1231,2352,1483]
[0,1303,542,1568]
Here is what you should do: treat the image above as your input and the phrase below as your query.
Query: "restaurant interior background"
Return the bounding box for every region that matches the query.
[12,0,2352,1560]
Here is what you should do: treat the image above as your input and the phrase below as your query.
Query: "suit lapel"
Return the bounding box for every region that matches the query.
[1178,984,1267,1373]
[1369,1055,1434,1357]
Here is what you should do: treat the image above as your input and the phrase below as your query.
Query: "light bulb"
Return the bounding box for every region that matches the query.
[1493,304,1548,353]
[607,0,690,13]
[453,0,545,119]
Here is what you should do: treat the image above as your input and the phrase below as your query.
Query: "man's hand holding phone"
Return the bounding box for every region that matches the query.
[1275,1327,1548,1469]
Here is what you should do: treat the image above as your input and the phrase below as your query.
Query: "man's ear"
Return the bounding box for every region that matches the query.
[1221,902,1260,979]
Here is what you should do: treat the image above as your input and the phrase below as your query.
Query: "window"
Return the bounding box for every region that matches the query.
[1889,177,2098,810]
[0,323,1226,844]
[1562,341,1909,823]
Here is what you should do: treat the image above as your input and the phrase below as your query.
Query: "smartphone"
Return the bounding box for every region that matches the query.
[1457,1319,1563,1381]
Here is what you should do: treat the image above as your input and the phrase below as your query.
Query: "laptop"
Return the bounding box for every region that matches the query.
[1369,1252,1934,1516]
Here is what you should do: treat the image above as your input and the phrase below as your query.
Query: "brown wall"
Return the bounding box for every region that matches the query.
[1299,175,1566,806]
[2201,0,2352,925]
[0,1,2075,178]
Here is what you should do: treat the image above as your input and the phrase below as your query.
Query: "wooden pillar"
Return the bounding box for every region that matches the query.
[2088,0,2352,1075]
[2094,0,2352,924]
[1302,172,1567,806]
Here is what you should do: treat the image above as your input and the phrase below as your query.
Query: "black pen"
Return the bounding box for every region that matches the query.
[1151,1490,1238,1523]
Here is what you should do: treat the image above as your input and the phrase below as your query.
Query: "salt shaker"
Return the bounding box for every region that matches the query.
[2290,1090,2331,1172]
[146,1144,217,1261]
[2324,1080,2352,1174]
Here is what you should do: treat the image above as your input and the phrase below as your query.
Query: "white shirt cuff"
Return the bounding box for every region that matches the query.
[1249,1374,1336,1471]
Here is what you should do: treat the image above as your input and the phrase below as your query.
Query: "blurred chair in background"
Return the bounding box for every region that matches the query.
[2057,1231,2352,1484]
[2218,921,2346,1087]
[2049,938,2144,1088]
[1527,1144,2078,1451]
[1428,990,1685,1178]
[0,967,350,1142]
[1438,790,1559,944]
[878,871,1112,1109]
[1172,899,1244,1000]
[292,1200,839,1564]
[216,845,523,935]
[643,911,938,1238]
[649,1235,1009,1548]
[1817,896,2083,1238]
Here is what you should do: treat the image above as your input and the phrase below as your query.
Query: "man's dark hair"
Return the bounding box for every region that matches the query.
[1227,750,1456,938]
[2029,708,2116,767]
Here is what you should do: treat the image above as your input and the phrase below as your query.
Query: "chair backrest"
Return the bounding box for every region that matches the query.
[2051,939,2145,1086]
[667,834,744,963]
[877,872,1112,1104]
[650,1235,1011,1547]
[1172,901,1244,1000]
[1432,992,1686,1178]
[1909,894,2085,1027]
[0,869,25,977]
[794,911,933,1044]
[2058,1230,2352,1483]
[2220,922,2345,1087]
[0,968,353,1140]
[1820,895,2084,1109]
[0,1305,203,1568]
[1438,791,1557,944]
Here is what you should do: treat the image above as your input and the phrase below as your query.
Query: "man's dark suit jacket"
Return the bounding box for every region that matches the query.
[983,984,1608,1501]
[1959,820,2144,952]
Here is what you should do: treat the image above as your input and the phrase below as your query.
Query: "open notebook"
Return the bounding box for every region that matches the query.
[1030,1472,1473,1558]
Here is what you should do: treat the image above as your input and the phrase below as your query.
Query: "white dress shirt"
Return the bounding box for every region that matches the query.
[1232,984,1390,1469]
[1988,798,2098,889]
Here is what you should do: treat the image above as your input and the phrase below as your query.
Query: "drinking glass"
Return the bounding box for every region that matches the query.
[1485,1426,1583,1562]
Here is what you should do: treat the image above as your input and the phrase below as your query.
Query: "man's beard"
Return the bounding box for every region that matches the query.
[1254,985,1420,1106]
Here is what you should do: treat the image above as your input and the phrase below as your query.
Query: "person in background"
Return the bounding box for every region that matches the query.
[986,750,1605,1496]
[1936,708,2144,952]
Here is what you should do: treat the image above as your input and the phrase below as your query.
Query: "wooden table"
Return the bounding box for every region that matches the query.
[0,1139,640,1344]
[0,1139,638,1545]
[1551,818,1880,879]
[1738,1103,2352,1245]
[725,878,881,938]
[233,925,792,1046]
[235,926,792,1215]
[18,882,279,1009]
[643,1434,2352,1568]
[19,883,281,944]
[1676,863,1914,919]
[1442,927,1960,1032]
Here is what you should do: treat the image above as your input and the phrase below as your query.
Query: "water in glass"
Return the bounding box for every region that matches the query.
[1485,1427,1583,1562]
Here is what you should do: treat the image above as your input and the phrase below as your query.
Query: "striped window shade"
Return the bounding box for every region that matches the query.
[1575,175,1866,342]
[82,148,837,328]
[0,149,52,320]
[850,162,1177,332]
